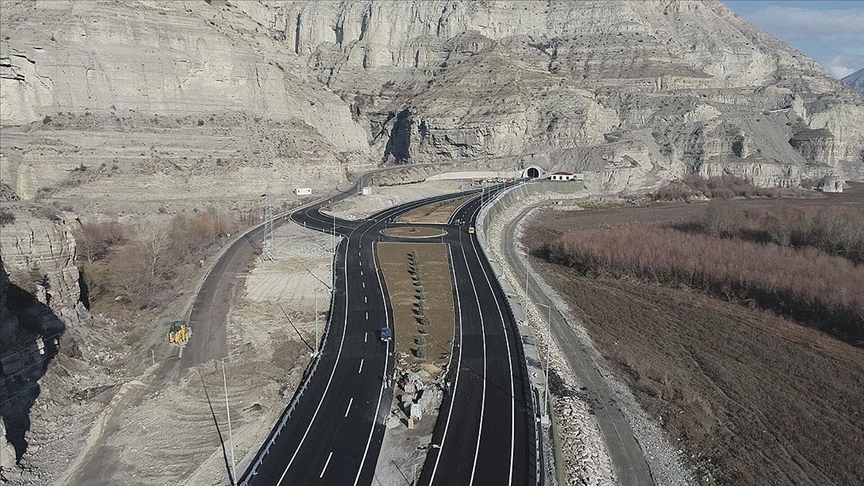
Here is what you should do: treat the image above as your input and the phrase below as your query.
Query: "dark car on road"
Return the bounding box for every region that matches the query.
[378,327,392,342]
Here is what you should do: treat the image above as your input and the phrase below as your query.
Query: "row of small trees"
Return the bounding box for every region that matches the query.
[546,224,864,344]
[652,174,783,201]
[409,250,430,359]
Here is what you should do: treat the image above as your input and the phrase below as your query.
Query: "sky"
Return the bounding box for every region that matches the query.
[722,0,864,78]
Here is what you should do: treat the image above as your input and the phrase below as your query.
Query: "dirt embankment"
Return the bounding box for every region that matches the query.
[58,221,335,486]
[525,192,864,486]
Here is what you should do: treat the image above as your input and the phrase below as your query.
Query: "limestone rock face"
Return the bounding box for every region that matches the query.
[0,212,84,322]
[0,1,367,151]
[2,0,864,198]
[0,0,373,201]
[243,0,864,188]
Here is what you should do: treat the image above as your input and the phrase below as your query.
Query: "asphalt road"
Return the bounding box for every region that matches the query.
[502,203,655,486]
[416,186,538,486]
[240,183,539,486]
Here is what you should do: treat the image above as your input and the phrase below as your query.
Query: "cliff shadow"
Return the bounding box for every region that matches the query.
[0,259,65,464]
[383,109,412,163]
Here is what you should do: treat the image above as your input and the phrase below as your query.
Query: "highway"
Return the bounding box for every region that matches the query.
[239,183,539,485]
[417,189,538,486]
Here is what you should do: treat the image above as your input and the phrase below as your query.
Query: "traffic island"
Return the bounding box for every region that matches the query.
[380,226,447,239]
[373,241,456,485]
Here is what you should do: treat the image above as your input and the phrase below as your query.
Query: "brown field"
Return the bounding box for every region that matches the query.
[396,195,472,224]
[377,242,455,369]
[525,186,864,486]
[381,226,447,238]
[530,182,863,243]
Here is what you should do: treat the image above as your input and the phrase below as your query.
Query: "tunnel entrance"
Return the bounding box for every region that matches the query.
[523,166,541,178]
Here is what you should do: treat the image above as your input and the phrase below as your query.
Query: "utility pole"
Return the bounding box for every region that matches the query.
[330,242,334,293]
[221,357,237,483]
[537,303,552,426]
[314,296,319,356]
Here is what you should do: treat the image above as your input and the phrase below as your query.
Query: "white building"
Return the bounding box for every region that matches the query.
[549,172,576,181]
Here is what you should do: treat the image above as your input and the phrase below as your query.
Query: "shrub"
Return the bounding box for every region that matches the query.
[75,221,125,263]
[653,174,779,201]
[678,204,864,265]
[547,224,864,344]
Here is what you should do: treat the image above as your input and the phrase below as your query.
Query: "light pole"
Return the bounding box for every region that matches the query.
[313,295,320,356]
[220,355,238,483]
[536,303,552,425]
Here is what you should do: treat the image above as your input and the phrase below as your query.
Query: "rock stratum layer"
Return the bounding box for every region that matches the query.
[245,0,864,190]
[1,0,863,195]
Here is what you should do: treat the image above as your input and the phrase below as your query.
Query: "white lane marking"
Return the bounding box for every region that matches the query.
[345,397,354,417]
[428,244,464,482]
[358,358,364,373]
[320,451,334,478]
[365,331,368,342]
[351,239,392,486]
[276,242,351,485]
[359,251,361,257]
[364,296,368,304]
[365,311,369,320]
[276,193,449,484]
[359,260,362,267]
[469,228,517,486]
[460,241,488,486]
[363,282,366,289]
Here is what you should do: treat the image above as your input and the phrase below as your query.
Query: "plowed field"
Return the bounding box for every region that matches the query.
[525,185,864,486]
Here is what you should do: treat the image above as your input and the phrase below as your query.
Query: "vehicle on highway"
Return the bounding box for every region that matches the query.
[378,327,392,342]
[468,226,475,234]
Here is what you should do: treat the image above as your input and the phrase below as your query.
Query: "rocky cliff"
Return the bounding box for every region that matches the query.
[0,210,93,480]
[1,0,863,198]
[0,0,368,203]
[240,0,864,189]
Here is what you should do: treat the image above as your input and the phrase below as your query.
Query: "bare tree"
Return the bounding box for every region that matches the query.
[137,218,171,278]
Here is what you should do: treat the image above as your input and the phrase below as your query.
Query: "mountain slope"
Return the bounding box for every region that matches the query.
[843,68,864,94]
[0,0,368,202]
[239,0,864,190]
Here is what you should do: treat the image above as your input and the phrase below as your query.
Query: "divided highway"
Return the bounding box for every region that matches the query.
[418,189,538,486]
[239,183,539,485]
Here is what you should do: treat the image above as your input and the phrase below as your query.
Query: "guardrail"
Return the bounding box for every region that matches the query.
[237,244,339,486]
[474,182,544,486]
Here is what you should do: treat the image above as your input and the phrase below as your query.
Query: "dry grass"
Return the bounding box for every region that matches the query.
[381,226,447,238]
[531,262,864,486]
[377,242,454,370]
[396,195,471,224]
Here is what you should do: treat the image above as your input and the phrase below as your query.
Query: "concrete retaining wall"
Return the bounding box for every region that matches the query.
[477,180,584,237]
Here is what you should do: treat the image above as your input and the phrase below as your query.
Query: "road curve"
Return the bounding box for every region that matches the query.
[239,190,495,485]
[417,185,539,486]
